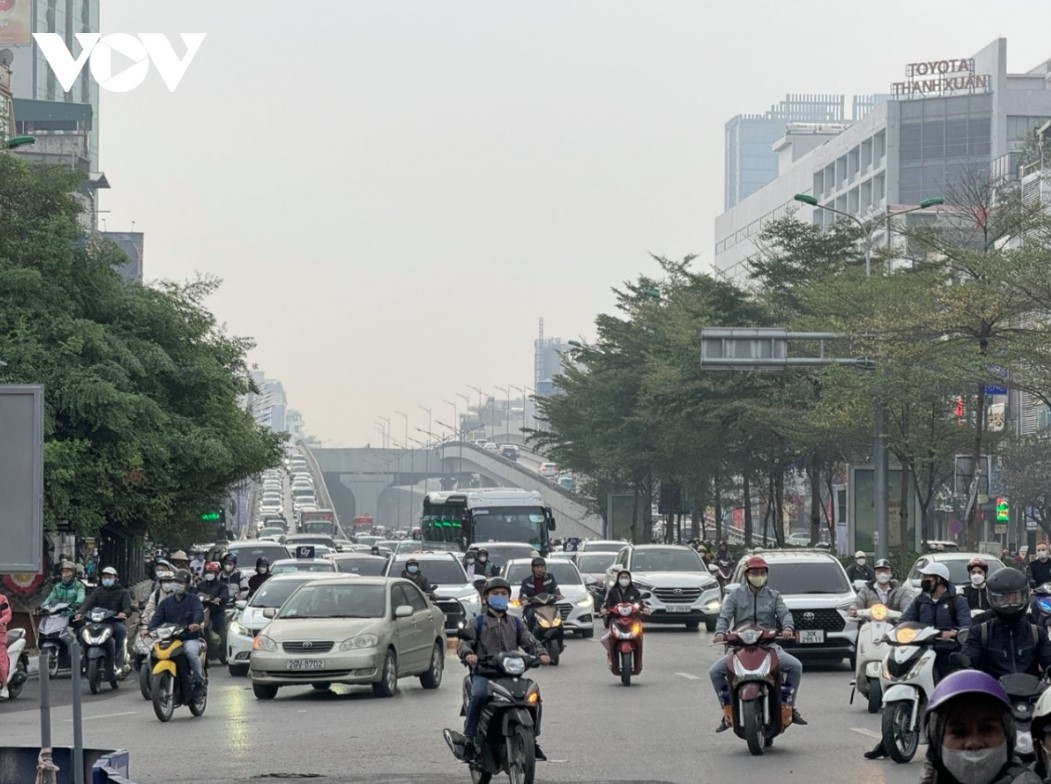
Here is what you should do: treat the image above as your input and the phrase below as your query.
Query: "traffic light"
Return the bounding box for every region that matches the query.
[996,498,1010,523]
[953,396,966,425]
[200,511,221,522]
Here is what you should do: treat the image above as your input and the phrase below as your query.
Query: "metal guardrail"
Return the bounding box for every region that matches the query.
[296,441,349,540]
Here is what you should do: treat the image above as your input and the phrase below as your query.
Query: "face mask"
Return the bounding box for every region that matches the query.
[204,573,216,582]
[487,594,509,612]
[747,574,767,589]
[257,567,267,575]
[161,582,175,593]
[971,572,986,587]
[921,579,935,594]
[407,565,419,574]
[477,555,487,563]
[876,572,891,585]
[101,578,114,588]
[224,564,234,573]
[1039,551,1049,562]
[940,742,1007,784]
[61,574,74,585]
[618,578,631,588]
[173,584,187,596]
[856,558,866,566]
[465,559,476,566]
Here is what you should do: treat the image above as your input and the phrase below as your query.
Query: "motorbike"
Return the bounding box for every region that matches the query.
[4,626,29,699]
[877,621,941,763]
[524,594,563,666]
[36,602,74,678]
[1031,584,1051,631]
[713,559,734,591]
[443,650,543,784]
[718,623,795,755]
[132,631,153,700]
[148,623,208,722]
[849,604,901,714]
[1000,673,1047,764]
[77,607,122,694]
[603,600,646,686]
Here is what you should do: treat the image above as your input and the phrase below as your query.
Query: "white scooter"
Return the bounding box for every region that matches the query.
[849,603,901,714]
[4,627,30,699]
[878,622,943,763]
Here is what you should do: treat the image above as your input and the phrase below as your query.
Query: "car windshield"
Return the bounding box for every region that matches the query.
[334,558,387,576]
[249,578,324,608]
[390,558,467,585]
[576,553,617,572]
[767,562,851,594]
[630,548,703,572]
[504,560,581,585]
[582,542,623,553]
[227,544,291,564]
[910,557,1005,584]
[271,562,335,574]
[279,583,386,619]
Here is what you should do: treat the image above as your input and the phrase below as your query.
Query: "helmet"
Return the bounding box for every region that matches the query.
[874,559,892,570]
[918,562,951,583]
[531,557,546,568]
[170,550,189,562]
[854,550,866,559]
[60,560,76,572]
[173,569,192,584]
[987,567,1029,615]
[156,569,175,582]
[256,557,270,568]
[928,670,1009,713]
[482,577,511,596]
[101,566,117,577]
[155,558,173,572]
[204,561,220,574]
[743,555,768,572]
[222,552,237,565]
[1032,688,1051,749]
[476,548,488,557]
[967,557,988,573]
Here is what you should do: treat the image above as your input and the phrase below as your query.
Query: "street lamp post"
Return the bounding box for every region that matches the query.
[467,386,486,440]
[396,411,410,528]
[418,406,432,445]
[511,385,531,434]
[791,193,944,560]
[495,386,511,440]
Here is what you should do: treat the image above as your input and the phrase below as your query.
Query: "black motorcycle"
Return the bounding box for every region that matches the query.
[444,651,544,784]
[1031,585,1051,631]
[524,593,563,666]
[1000,673,1047,764]
[77,607,122,694]
[36,602,74,678]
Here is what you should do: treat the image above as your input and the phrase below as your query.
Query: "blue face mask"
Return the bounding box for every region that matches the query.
[101,578,114,588]
[487,594,509,612]
[407,565,419,574]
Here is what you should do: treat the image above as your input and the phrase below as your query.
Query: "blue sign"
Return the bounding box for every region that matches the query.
[984,385,1008,396]
[562,537,581,552]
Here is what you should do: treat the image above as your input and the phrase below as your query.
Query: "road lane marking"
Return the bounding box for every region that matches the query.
[851,727,882,739]
[64,711,139,722]
[676,672,702,680]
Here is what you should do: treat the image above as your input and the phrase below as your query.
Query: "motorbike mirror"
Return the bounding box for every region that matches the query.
[262,607,277,619]
[956,628,969,644]
[472,578,487,592]
[235,600,247,610]
[852,579,867,592]
[708,564,720,574]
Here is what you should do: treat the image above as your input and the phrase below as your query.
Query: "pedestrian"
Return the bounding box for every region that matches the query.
[0,591,11,698]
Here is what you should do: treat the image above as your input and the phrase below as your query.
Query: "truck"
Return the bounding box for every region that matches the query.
[298,509,337,537]
[351,514,375,537]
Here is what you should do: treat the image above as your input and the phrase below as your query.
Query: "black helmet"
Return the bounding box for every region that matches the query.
[256,557,269,568]
[988,567,1029,615]
[222,552,237,565]
[482,577,511,595]
[874,558,892,570]
[476,548,488,557]
[531,557,546,567]
[173,569,192,584]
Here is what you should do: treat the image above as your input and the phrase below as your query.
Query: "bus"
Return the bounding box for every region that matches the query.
[420,488,555,555]
[299,509,337,537]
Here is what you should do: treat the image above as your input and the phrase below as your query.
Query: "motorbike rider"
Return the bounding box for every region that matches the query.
[710,555,807,731]
[139,564,176,632]
[146,569,206,692]
[848,558,913,617]
[218,553,246,603]
[473,548,500,578]
[519,557,562,631]
[964,557,993,615]
[1031,688,1051,781]
[846,551,876,583]
[74,566,131,675]
[189,551,205,578]
[900,562,969,677]
[196,561,230,663]
[1029,543,1051,589]
[43,561,85,616]
[916,670,1041,784]
[402,558,436,598]
[456,577,551,762]
[169,550,193,578]
[961,566,1051,678]
[247,557,272,598]
[463,550,481,581]
[0,591,11,698]
[600,569,646,637]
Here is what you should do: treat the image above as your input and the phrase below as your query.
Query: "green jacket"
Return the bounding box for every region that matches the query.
[44,580,85,614]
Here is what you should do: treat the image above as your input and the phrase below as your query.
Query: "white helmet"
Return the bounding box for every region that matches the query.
[919,562,951,582]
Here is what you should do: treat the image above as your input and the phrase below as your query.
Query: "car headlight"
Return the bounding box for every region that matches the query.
[576,597,592,608]
[704,599,721,612]
[232,622,251,638]
[253,634,278,652]
[339,634,379,651]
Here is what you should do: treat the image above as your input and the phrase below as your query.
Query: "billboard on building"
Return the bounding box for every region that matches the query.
[0,385,44,572]
[0,0,32,46]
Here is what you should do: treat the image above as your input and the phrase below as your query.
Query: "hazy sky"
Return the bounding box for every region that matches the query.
[96,1,1051,446]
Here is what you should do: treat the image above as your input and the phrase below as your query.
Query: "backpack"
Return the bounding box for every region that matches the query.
[475,612,522,639]
[979,619,1039,649]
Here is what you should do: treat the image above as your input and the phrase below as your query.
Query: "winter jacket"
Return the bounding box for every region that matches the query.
[43,579,85,614]
[140,584,172,629]
[852,579,913,612]
[147,592,205,638]
[715,584,793,635]
[1028,558,1051,588]
[961,614,1051,679]
[604,583,644,610]
[247,572,271,597]
[401,570,434,595]
[196,578,230,619]
[457,609,543,662]
[962,583,992,611]
[846,563,876,583]
[0,593,11,633]
[920,756,1042,784]
[900,584,969,633]
[519,573,560,600]
[79,582,131,617]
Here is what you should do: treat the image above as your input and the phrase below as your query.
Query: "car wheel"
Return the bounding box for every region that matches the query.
[253,683,278,700]
[372,649,398,697]
[705,618,717,632]
[685,621,700,631]
[580,627,594,639]
[228,663,249,677]
[419,642,444,689]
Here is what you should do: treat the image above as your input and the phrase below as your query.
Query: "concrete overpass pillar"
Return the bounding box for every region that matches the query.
[334,475,390,521]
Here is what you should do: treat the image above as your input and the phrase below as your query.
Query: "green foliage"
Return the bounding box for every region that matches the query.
[0,155,284,543]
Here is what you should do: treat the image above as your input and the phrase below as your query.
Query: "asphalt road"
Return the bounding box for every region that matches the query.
[1,620,923,784]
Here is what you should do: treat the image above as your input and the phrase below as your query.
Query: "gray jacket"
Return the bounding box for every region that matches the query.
[852,579,913,612]
[715,584,793,635]
[457,610,543,662]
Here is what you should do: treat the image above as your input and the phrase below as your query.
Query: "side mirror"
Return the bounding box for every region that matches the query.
[394,604,414,618]
[547,512,556,531]
[235,600,247,610]
[473,578,487,593]
[725,583,741,593]
[262,607,277,619]
[852,579,867,592]
[708,564,720,574]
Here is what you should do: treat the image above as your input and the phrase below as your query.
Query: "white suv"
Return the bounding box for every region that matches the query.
[728,549,857,662]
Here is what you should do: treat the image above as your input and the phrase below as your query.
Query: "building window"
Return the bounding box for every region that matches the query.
[874,131,886,161]
[849,147,860,179]
[862,138,873,170]
[836,155,847,186]
[813,171,824,197]
[862,179,873,209]
[848,186,860,213]
[900,122,922,162]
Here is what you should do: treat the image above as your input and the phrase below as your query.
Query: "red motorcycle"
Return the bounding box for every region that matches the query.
[602,599,648,686]
[719,623,794,755]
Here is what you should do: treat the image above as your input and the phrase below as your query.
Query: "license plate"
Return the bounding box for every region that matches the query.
[287,659,325,670]
[798,630,824,644]
[665,605,692,613]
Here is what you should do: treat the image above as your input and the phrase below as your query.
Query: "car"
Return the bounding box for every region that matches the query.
[727,549,859,661]
[225,541,293,568]
[556,476,576,492]
[482,442,498,451]
[249,576,447,699]
[572,551,618,608]
[499,445,519,461]
[329,554,390,576]
[503,558,596,638]
[269,558,338,575]
[383,553,483,633]
[259,504,283,515]
[538,462,559,478]
[467,542,540,571]
[284,534,337,551]
[226,572,344,676]
[578,539,627,554]
[256,526,287,541]
[605,544,722,631]
[905,552,1007,592]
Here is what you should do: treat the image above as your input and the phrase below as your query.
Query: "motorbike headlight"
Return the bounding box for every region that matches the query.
[253,634,278,652]
[339,634,379,651]
[576,597,592,608]
[503,657,526,675]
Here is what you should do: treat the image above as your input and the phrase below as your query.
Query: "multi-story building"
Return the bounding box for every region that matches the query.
[714,38,1051,280]
[244,371,291,435]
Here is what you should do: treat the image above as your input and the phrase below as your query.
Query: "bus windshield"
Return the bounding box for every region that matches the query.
[421,504,548,551]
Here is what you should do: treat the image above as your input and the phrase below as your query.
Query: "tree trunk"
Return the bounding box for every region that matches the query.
[743,471,753,547]
[714,474,723,545]
[898,464,910,562]
[775,469,785,543]
[809,459,821,549]
[630,482,640,544]
[966,382,987,549]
